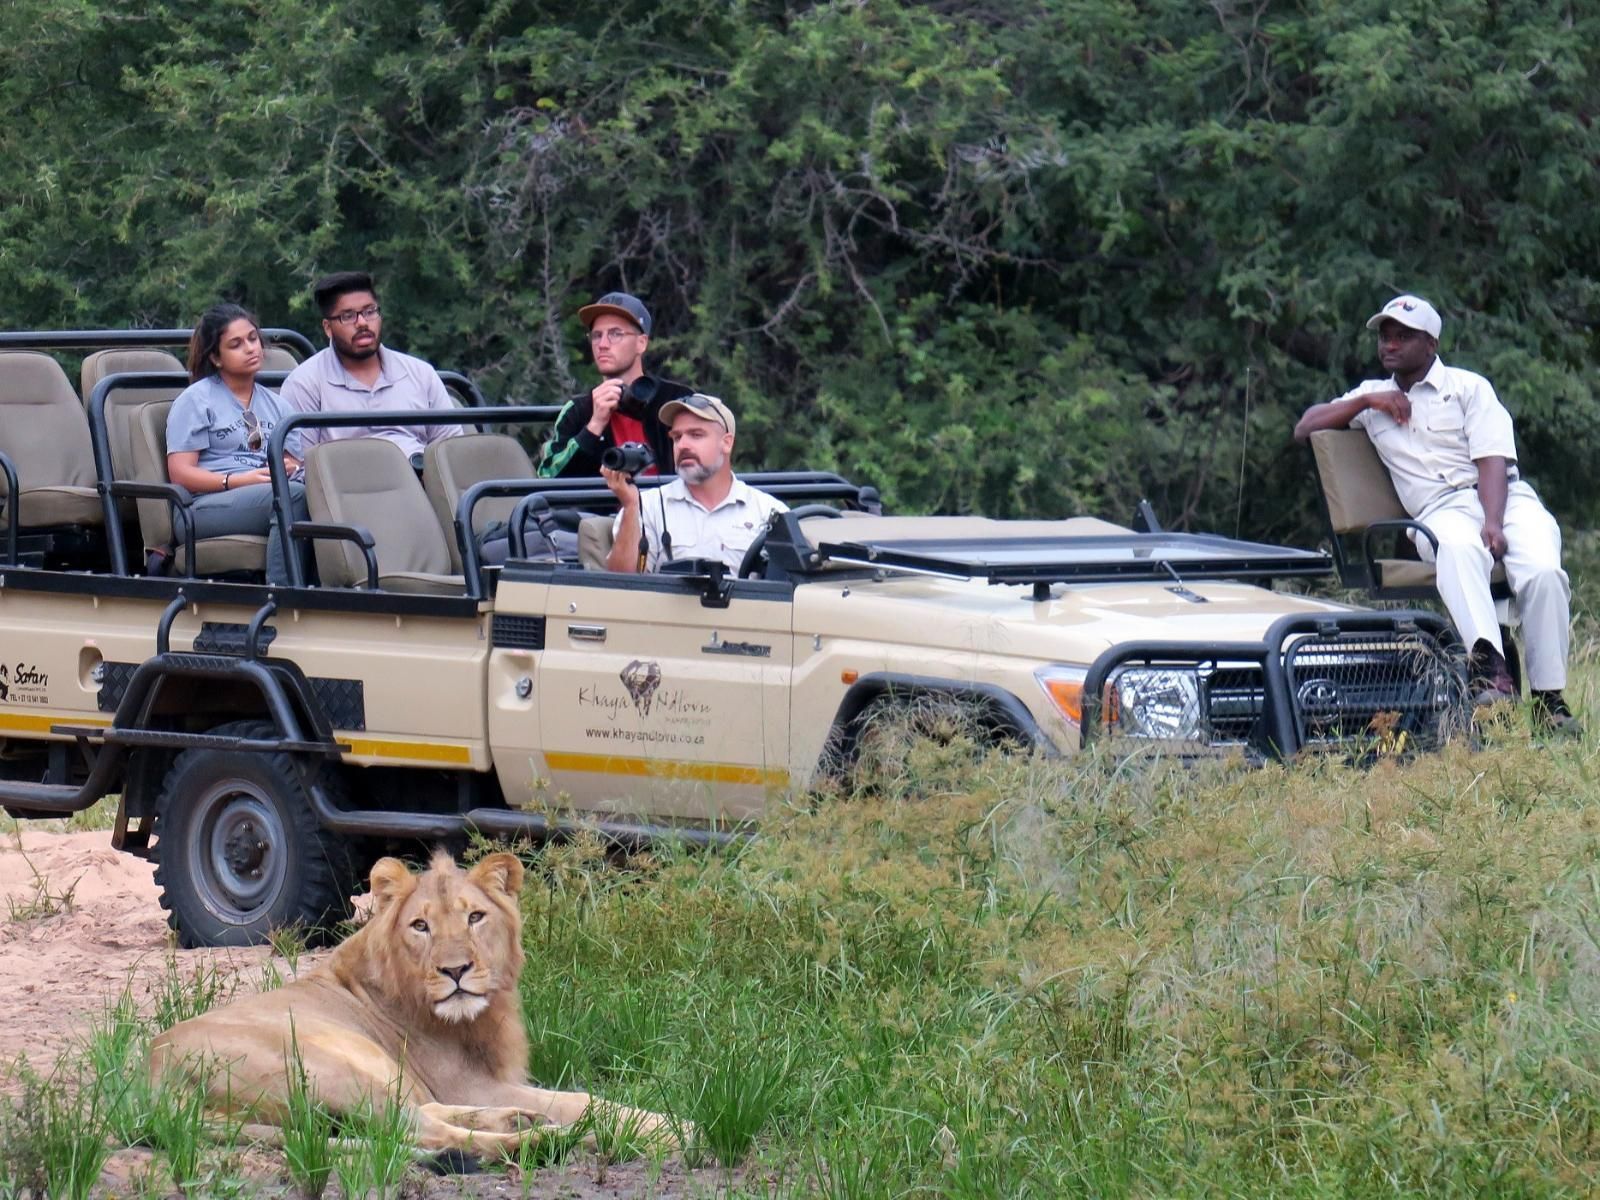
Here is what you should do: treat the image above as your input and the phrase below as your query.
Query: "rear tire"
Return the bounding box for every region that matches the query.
[151,720,354,948]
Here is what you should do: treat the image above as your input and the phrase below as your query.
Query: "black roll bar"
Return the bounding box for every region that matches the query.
[0,327,316,359]
[0,449,20,567]
[267,406,563,587]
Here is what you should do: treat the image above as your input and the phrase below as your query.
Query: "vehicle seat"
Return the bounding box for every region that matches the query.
[304,438,464,594]
[0,351,106,529]
[129,400,268,575]
[1310,428,1507,592]
[79,349,184,407]
[422,433,534,571]
[261,344,301,373]
[83,356,188,520]
[577,515,614,570]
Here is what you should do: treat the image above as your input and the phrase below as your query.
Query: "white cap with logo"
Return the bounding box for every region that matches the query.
[1365,294,1442,339]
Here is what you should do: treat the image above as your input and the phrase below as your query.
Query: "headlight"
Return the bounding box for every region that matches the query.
[1035,665,1087,725]
[1107,667,1202,741]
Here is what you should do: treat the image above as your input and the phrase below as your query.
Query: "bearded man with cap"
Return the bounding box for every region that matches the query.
[536,291,694,479]
[1294,294,1579,733]
[601,393,787,574]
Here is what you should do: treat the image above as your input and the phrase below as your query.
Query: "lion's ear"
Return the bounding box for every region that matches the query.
[468,852,524,899]
[368,857,416,915]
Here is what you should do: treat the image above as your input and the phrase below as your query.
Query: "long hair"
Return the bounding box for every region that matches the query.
[186,303,260,382]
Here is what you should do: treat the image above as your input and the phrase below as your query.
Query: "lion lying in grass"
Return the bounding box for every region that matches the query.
[149,851,677,1157]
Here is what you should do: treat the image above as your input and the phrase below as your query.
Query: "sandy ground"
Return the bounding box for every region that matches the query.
[0,827,281,1069]
[0,828,743,1197]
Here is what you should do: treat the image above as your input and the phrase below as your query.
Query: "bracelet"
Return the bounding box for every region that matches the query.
[222,472,232,492]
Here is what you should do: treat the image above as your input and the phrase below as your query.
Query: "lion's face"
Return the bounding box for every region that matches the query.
[366,852,525,1025]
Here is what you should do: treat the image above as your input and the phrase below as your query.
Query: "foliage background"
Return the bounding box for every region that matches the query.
[4,0,1598,540]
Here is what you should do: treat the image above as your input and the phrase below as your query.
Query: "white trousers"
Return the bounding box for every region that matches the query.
[1413,481,1570,690]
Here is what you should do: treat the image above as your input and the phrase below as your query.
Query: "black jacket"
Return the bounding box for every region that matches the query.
[535,376,693,479]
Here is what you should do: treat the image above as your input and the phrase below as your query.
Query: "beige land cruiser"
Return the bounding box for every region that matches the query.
[0,331,1468,947]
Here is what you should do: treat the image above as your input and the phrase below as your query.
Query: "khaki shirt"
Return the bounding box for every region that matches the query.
[1337,357,1518,516]
[280,346,462,457]
[614,476,789,572]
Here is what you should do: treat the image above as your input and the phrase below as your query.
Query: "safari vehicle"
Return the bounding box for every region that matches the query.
[0,331,1471,948]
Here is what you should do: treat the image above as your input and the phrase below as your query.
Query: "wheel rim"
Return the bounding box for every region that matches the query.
[186,780,289,925]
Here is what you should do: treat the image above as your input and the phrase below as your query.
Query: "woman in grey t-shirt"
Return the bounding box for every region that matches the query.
[165,304,309,583]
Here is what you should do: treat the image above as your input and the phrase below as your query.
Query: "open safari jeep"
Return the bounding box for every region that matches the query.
[0,332,1472,947]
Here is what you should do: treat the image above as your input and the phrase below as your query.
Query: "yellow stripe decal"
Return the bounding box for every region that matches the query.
[341,737,475,765]
[0,712,113,734]
[543,750,787,789]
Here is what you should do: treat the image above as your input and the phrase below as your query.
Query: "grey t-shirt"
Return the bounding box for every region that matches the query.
[166,375,301,472]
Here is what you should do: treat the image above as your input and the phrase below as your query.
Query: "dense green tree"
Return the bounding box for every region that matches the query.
[2,0,1597,538]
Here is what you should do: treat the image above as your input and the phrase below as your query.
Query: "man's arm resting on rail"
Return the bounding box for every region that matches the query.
[1293,390,1411,441]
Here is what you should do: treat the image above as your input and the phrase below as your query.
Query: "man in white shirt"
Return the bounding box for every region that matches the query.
[1294,294,1578,733]
[601,393,787,574]
[279,271,462,464]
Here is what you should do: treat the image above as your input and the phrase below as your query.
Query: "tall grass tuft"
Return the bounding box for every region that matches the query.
[679,1013,794,1166]
[332,1091,415,1200]
[280,1032,336,1199]
[0,1057,116,1200]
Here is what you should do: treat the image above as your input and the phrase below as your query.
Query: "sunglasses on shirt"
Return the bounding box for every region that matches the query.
[240,408,263,453]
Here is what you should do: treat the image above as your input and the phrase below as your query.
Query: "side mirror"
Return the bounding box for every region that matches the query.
[659,557,733,608]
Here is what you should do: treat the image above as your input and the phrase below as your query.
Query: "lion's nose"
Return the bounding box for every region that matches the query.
[439,963,471,984]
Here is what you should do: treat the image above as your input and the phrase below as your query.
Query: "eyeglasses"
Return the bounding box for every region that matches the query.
[240,408,263,453]
[588,328,639,346]
[328,305,381,327]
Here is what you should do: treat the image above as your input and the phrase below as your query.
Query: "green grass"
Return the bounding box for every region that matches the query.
[4,622,1598,1196]
[502,652,1600,1196]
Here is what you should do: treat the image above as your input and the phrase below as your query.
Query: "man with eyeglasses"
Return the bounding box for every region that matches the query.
[280,271,462,464]
[536,292,694,479]
[1294,294,1579,734]
[602,393,786,574]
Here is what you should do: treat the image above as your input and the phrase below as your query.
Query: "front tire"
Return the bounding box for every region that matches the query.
[151,720,354,948]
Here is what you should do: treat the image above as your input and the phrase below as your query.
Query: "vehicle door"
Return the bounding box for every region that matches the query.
[533,569,793,825]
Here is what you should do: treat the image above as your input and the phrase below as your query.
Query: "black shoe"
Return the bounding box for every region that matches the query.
[1532,691,1584,737]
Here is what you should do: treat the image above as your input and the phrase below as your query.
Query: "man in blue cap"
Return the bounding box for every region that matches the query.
[536,291,695,479]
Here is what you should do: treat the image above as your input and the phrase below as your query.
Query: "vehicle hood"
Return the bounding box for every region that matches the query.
[795,575,1354,661]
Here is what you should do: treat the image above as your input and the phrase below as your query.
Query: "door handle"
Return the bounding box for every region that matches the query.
[567,624,607,642]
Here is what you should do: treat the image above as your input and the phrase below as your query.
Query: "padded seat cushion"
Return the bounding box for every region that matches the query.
[577,515,615,570]
[1310,429,1408,533]
[16,486,103,528]
[1377,559,1507,589]
[423,434,535,571]
[0,352,105,530]
[305,437,463,592]
[376,571,470,595]
[129,400,268,575]
[175,534,271,575]
[79,349,184,406]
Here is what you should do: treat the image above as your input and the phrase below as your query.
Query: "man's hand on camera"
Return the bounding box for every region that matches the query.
[601,465,638,507]
[586,380,625,436]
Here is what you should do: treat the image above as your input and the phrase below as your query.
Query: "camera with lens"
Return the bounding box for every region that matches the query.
[617,375,657,417]
[601,441,654,477]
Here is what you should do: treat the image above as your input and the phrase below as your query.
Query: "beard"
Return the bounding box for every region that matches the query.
[676,450,724,485]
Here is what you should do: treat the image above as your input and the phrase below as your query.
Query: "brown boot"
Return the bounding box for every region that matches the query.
[1468,639,1515,709]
